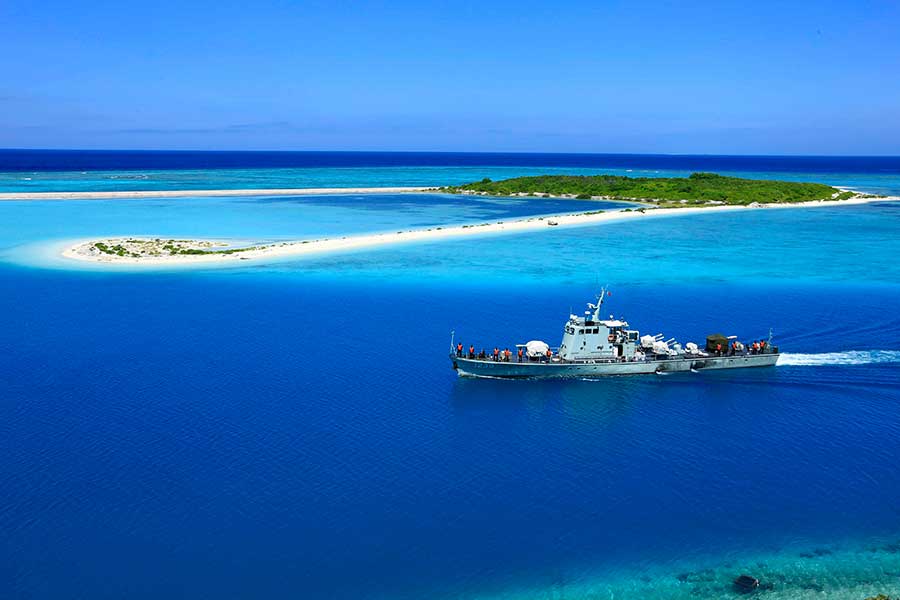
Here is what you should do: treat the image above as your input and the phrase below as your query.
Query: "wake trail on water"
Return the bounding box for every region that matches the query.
[776,350,900,366]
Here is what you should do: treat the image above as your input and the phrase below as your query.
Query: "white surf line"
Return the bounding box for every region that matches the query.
[0,186,437,201]
[60,196,897,267]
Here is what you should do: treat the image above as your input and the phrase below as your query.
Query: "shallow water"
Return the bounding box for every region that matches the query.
[2,172,900,598]
[0,193,626,248]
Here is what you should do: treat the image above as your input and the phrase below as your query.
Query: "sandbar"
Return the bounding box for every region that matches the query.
[61,195,896,267]
[0,186,436,201]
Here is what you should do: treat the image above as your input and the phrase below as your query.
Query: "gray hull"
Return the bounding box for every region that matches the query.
[452,353,779,378]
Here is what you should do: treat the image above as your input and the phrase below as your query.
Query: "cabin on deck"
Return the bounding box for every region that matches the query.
[558,314,639,361]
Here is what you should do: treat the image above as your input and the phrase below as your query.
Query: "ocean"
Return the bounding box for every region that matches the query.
[2,152,899,599]
[2,151,900,196]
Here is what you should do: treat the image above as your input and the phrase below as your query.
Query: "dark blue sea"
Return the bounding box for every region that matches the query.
[2,151,900,599]
[3,149,900,173]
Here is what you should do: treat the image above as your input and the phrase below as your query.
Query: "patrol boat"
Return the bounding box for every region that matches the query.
[450,289,780,378]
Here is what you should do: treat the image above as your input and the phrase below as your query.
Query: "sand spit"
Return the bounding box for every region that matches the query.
[61,195,896,267]
[0,186,436,201]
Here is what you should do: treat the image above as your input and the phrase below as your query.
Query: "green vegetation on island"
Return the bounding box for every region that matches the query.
[444,173,867,207]
[93,238,268,258]
[93,242,137,257]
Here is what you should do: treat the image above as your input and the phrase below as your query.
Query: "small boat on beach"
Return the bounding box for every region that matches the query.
[450,288,780,378]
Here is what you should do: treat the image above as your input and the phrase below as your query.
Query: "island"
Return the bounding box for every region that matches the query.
[86,239,271,258]
[443,172,875,207]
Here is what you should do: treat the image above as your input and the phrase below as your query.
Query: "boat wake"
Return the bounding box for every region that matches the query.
[776,350,900,367]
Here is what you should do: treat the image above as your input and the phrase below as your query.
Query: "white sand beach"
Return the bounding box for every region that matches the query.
[0,186,435,201]
[61,195,895,267]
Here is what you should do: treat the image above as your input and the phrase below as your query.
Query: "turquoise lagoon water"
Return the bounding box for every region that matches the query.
[277,200,900,287]
[3,184,900,596]
[0,193,630,270]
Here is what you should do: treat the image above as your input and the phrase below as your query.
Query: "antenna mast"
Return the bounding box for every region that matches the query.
[589,285,608,322]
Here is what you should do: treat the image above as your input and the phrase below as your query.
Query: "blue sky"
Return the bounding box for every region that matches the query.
[1,0,898,154]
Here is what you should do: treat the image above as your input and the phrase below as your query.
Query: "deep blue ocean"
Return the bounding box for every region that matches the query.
[2,152,900,599]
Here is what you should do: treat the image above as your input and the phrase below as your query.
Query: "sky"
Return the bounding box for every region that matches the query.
[1,0,898,154]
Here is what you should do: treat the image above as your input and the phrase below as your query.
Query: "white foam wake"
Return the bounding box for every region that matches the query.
[776,350,900,367]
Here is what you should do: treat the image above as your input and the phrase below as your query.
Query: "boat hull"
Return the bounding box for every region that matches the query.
[451,353,779,378]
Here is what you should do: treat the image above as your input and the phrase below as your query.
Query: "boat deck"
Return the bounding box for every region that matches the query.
[454,349,777,366]
[451,350,780,378]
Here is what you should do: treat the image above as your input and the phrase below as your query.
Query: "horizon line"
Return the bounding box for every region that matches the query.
[2,148,900,159]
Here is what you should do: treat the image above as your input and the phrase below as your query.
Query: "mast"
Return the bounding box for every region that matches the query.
[589,286,608,322]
